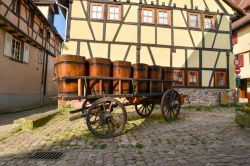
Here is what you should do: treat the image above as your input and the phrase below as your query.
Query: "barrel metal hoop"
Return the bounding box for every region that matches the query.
[55,61,86,65]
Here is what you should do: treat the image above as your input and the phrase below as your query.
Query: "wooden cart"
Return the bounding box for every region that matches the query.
[55,76,182,139]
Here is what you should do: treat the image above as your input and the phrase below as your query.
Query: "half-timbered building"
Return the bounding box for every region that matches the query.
[232,0,250,104]
[63,0,244,105]
[0,0,63,112]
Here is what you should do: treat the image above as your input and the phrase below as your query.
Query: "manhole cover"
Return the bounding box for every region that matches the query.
[29,151,63,160]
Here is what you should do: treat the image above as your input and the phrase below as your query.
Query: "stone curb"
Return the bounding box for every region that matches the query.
[13,109,60,130]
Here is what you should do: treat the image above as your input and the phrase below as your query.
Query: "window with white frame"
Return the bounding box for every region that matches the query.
[189,13,200,28]
[142,9,154,23]
[12,38,22,61]
[4,33,29,63]
[108,5,121,20]
[204,15,215,30]
[12,0,20,14]
[158,10,168,25]
[91,4,103,19]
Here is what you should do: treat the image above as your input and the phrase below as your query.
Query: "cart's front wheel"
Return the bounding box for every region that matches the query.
[86,98,127,139]
[161,89,181,121]
[135,104,154,117]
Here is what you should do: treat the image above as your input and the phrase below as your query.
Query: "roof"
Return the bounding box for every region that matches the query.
[231,0,250,31]
[29,0,63,42]
[222,0,245,16]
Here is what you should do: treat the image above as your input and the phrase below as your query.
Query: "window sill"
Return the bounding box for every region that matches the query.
[9,57,23,64]
[189,27,201,30]
[141,22,155,26]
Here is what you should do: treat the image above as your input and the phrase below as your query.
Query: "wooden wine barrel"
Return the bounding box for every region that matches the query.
[112,61,131,94]
[88,57,111,95]
[162,67,173,91]
[54,55,86,96]
[149,65,162,93]
[133,63,148,94]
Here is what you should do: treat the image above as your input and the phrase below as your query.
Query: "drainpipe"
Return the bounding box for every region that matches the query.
[40,51,48,107]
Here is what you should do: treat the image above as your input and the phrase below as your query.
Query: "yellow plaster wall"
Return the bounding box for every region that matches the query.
[90,22,104,41]
[187,50,199,68]
[157,28,171,45]
[172,49,185,67]
[105,23,120,41]
[141,26,155,44]
[172,0,191,8]
[191,30,202,47]
[239,52,250,79]
[72,1,86,18]
[116,25,137,43]
[89,43,108,58]
[229,53,236,89]
[219,15,230,31]
[173,10,186,27]
[151,47,171,67]
[63,41,77,55]
[206,0,223,13]
[202,50,218,68]
[214,34,230,49]
[217,52,227,68]
[140,46,154,65]
[80,42,91,59]
[125,46,137,64]
[192,0,206,11]
[110,44,129,61]
[202,70,213,87]
[204,32,216,48]
[124,5,137,23]
[174,29,193,47]
[70,20,93,40]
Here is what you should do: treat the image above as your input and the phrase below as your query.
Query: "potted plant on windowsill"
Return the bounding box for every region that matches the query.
[235,106,250,128]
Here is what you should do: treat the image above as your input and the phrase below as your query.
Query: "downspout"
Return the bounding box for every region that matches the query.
[40,51,48,107]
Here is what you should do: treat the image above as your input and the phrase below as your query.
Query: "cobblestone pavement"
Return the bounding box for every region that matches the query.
[0,107,250,166]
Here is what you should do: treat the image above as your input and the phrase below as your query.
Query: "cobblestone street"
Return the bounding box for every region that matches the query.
[0,107,250,166]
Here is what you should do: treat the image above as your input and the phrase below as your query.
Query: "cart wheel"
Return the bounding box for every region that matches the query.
[86,97,127,139]
[161,89,181,121]
[135,104,154,117]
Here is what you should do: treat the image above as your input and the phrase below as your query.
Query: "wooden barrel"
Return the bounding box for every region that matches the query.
[88,57,111,95]
[162,67,172,91]
[112,61,131,94]
[133,63,148,94]
[54,55,86,96]
[149,65,162,93]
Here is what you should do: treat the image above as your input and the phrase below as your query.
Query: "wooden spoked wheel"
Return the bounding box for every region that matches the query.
[135,104,154,117]
[86,97,127,139]
[161,89,181,121]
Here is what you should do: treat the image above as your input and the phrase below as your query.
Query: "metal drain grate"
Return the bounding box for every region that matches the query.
[29,151,63,160]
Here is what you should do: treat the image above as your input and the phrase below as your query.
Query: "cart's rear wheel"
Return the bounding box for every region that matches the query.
[161,89,181,121]
[135,104,154,117]
[86,97,127,139]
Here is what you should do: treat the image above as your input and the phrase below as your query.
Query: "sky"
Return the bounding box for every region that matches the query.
[54,7,66,40]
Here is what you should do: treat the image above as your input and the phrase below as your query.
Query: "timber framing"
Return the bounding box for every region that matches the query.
[65,0,240,89]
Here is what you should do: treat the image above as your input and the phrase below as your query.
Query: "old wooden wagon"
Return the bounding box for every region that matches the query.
[54,55,183,139]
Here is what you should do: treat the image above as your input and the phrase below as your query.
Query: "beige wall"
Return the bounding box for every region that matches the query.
[0,30,43,94]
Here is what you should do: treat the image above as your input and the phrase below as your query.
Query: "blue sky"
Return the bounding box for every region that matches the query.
[54,7,66,40]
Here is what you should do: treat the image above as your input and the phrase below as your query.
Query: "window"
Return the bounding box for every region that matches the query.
[215,71,226,87]
[157,10,170,25]
[12,0,20,14]
[187,71,199,86]
[142,8,154,24]
[12,38,22,61]
[189,13,200,28]
[90,3,104,19]
[38,51,43,64]
[204,15,215,30]
[173,70,185,86]
[108,5,121,21]
[4,33,29,63]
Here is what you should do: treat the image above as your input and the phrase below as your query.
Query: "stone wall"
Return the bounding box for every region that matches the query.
[178,88,236,106]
